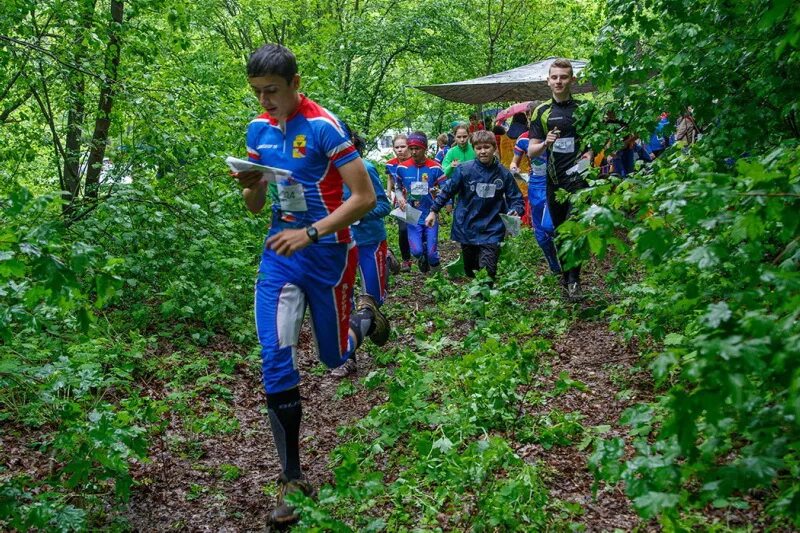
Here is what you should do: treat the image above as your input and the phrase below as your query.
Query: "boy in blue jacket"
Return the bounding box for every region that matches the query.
[425,130,524,279]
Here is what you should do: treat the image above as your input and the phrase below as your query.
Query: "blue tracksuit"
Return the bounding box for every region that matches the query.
[396,158,445,265]
[247,95,361,394]
[344,160,391,305]
[513,135,561,273]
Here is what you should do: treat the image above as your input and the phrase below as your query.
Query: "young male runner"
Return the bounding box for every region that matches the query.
[231,43,389,526]
[527,58,593,301]
[425,130,524,279]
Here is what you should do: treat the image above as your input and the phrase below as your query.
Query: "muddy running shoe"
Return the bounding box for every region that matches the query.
[270,474,315,526]
[400,260,412,272]
[386,250,401,275]
[356,294,390,346]
[566,281,585,303]
[418,254,429,273]
[330,356,357,378]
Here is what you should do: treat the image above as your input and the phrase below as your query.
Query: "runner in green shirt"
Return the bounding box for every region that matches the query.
[441,124,476,177]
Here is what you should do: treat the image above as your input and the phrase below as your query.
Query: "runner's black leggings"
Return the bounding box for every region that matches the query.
[398,223,410,261]
[547,177,588,283]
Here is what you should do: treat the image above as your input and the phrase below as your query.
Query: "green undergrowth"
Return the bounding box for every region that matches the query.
[0,181,262,530]
[570,145,800,529]
[289,234,587,532]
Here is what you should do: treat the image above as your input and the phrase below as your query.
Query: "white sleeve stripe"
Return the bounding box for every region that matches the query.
[327,140,354,158]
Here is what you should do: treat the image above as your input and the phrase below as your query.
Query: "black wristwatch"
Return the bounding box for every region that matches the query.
[305,225,319,243]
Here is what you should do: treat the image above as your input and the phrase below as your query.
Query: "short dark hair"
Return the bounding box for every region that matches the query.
[471,130,496,147]
[247,44,297,82]
[549,58,574,76]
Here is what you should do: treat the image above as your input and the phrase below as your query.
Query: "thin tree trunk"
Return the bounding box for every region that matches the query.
[363,45,408,133]
[62,0,96,207]
[85,0,123,199]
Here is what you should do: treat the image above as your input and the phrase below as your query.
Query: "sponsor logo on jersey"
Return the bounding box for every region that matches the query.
[292,135,307,158]
[258,143,279,150]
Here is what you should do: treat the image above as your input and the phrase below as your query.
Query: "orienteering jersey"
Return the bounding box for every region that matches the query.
[529,98,585,185]
[396,158,445,219]
[385,157,403,181]
[245,94,359,244]
[513,131,529,157]
[513,131,548,187]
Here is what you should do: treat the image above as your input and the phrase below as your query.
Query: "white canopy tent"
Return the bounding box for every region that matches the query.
[415,58,593,105]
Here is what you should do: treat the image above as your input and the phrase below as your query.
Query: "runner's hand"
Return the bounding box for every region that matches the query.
[266,228,312,257]
[232,170,266,189]
[509,164,519,173]
[398,196,407,210]
[545,128,560,147]
[424,212,437,228]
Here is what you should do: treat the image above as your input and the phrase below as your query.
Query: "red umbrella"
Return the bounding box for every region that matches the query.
[496,101,534,123]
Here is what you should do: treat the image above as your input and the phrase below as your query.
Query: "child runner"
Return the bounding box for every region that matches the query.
[434,133,450,163]
[425,130,524,279]
[232,44,390,526]
[396,131,445,272]
[332,128,392,377]
[441,124,475,178]
[385,134,412,271]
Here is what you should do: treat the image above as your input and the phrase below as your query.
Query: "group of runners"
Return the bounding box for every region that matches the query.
[232,44,594,526]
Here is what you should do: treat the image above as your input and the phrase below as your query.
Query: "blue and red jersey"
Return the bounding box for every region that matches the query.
[385,157,403,182]
[395,158,445,219]
[246,94,358,244]
[513,131,548,187]
[434,146,449,163]
[513,131,529,158]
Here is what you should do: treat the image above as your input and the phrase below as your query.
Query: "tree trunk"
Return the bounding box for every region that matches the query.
[363,45,409,133]
[62,0,96,208]
[84,0,123,199]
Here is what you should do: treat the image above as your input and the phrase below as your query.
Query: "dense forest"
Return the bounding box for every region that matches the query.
[1,0,799,530]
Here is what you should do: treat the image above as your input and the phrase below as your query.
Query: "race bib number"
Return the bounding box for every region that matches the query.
[277,180,307,212]
[410,181,429,197]
[530,159,547,176]
[475,183,497,198]
[553,136,575,154]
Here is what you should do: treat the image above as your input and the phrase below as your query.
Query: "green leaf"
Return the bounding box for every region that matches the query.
[633,491,679,518]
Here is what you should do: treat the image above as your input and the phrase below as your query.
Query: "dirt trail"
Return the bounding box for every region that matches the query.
[127,243,651,531]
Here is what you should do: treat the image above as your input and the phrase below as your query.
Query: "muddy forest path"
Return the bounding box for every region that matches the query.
[128,233,653,532]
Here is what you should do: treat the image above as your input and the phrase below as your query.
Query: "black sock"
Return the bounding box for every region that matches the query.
[266,387,303,481]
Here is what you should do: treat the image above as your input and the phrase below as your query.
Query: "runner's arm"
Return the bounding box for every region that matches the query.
[362,164,391,220]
